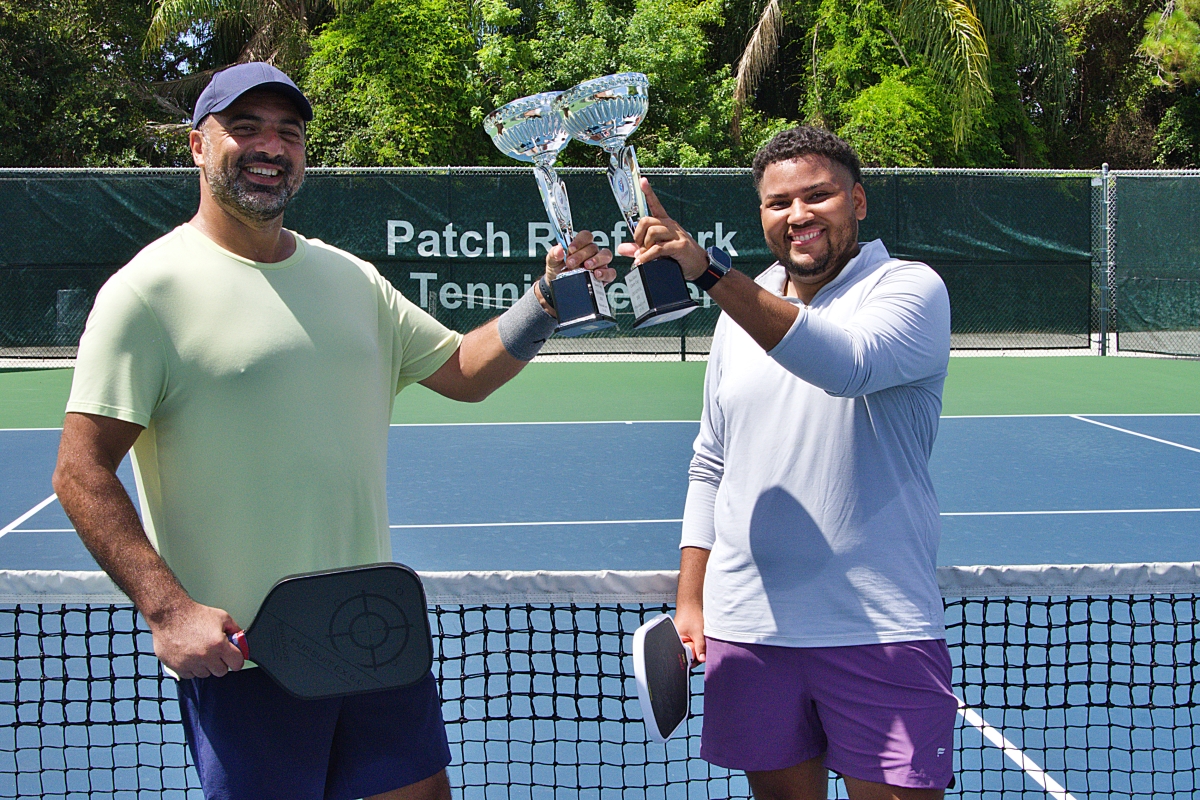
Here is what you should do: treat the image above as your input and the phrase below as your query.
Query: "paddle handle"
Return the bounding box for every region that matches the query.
[229,631,249,659]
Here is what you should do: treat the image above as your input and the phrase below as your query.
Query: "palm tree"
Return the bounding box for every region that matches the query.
[733,0,1068,144]
[145,0,354,75]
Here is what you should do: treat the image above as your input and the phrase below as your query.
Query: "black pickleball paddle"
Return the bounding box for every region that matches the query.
[228,562,432,699]
[632,614,694,742]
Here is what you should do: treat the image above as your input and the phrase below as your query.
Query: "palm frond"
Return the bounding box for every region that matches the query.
[733,0,787,141]
[976,0,1070,123]
[147,0,248,48]
[893,0,992,142]
[147,0,340,70]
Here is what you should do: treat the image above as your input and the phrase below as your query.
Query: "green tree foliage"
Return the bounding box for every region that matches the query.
[734,0,1031,165]
[301,0,486,166]
[1138,0,1200,166]
[146,0,352,76]
[4,0,1199,169]
[837,70,954,166]
[1141,0,1200,86]
[1056,0,1166,166]
[0,0,190,166]
[1154,94,1200,164]
[474,0,786,167]
[734,0,1067,151]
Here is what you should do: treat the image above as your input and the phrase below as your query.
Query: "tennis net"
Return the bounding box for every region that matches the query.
[1,563,1197,799]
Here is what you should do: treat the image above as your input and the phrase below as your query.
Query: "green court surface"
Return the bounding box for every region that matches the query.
[3,356,1200,429]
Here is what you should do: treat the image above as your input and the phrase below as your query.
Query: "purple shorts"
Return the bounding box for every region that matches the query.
[176,667,451,800]
[701,637,957,790]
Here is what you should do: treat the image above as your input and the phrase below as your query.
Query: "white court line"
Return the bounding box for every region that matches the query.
[391,518,683,529]
[942,412,1200,419]
[3,414,1197,433]
[943,507,1200,516]
[18,509,1197,536]
[1071,415,1200,454]
[389,420,699,428]
[0,494,58,540]
[957,701,1077,800]
[5,528,74,533]
[391,508,1200,529]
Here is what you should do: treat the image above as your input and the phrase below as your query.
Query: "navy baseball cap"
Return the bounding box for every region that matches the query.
[191,63,314,129]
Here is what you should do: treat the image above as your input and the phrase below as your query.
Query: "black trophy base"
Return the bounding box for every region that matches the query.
[550,268,617,337]
[627,258,699,329]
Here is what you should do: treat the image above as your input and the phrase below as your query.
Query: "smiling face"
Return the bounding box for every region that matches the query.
[193,89,307,224]
[758,154,867,300]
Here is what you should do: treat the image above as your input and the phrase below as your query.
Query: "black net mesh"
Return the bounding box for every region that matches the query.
[2,582,1198,799]
[947,593,1199,799]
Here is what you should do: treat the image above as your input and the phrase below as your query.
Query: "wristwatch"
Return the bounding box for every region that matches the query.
[691,246,732,291]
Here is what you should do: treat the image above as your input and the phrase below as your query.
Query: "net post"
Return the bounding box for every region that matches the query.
[1099,163,1111,356]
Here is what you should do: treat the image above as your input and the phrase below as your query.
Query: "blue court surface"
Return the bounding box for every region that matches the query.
[2,413,1198,572]
[1,415,1198,800]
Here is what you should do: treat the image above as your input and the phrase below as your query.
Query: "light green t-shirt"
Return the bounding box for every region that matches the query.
[67,223,462,627]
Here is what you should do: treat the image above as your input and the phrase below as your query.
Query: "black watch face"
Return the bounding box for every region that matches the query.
[708,247,732,272]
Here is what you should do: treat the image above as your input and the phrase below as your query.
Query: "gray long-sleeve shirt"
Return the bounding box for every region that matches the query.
[681,239,952,647]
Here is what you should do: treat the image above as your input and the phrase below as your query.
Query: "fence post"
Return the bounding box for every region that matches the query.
[1099,163,1111,355]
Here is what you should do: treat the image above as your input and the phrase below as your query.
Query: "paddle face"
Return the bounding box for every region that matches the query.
[632,614,692,742]
[236,563,433,699]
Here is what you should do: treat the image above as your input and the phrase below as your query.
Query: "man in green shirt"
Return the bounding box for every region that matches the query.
[52,63,612,800]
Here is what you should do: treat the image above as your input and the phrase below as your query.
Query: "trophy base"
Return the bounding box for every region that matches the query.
[550,268,617,337]
[627,258,699,329]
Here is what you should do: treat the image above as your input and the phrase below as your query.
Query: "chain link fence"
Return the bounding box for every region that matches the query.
[1,167,1197,363]
[1109,170,1200,357]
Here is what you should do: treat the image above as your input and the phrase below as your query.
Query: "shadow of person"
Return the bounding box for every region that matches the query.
[747,486,868,627]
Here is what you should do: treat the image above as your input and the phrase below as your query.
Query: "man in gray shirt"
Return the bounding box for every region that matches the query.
[618,127,954,800]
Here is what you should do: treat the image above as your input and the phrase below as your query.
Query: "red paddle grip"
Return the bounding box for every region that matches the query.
[229,630,249,659]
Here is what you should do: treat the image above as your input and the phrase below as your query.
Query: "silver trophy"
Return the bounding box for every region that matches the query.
[484,92,616,336]
[555,73,698,329]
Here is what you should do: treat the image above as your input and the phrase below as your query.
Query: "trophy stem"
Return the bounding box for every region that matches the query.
[606,145,649,233]
[532,162,575,253]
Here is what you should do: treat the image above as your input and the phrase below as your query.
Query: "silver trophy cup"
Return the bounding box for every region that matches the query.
[554,73,698,329]
[484,93,616,336]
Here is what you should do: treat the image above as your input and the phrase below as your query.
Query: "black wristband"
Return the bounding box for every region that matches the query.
[691,247,731,291]
[537,275,556,310]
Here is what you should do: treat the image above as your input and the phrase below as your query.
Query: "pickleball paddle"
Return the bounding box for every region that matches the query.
[228,562,432,700]
[632,614,694,742]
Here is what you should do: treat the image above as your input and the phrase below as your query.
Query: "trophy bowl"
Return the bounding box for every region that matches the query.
[484,92,571,163]
[554,73,649,150]
[482,91,617,337]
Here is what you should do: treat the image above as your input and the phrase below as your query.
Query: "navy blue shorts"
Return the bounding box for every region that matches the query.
[176,667,451,800]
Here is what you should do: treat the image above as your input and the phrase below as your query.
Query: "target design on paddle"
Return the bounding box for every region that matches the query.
[327,591,413,668]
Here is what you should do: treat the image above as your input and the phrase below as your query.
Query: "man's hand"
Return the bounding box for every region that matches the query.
[676,546,710,666]
[616,179,708,280]
[149,600,245,679]
[539,230,615,314]
[674,605,706,667]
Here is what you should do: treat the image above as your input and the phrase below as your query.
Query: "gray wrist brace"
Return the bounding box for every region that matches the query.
[497,285,558,361]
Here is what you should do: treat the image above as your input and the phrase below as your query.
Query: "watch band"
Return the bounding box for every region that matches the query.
[692,247,731,291]
[537,275,556,310]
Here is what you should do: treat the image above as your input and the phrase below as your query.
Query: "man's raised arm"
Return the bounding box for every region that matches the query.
[420,230,614,402]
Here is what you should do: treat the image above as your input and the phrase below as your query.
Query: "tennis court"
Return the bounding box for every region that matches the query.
[1,357,1199,798]
[3,413,1200,572]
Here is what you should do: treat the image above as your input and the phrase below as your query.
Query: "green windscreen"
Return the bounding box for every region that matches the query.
[0,168,1104,358]
[1113,173,1200,357]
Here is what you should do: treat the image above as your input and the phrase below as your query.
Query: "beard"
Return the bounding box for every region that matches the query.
[768,216,860,283]
[205,150,304,223]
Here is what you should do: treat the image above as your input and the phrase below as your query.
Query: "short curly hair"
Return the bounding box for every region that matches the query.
[752,126,863,190]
